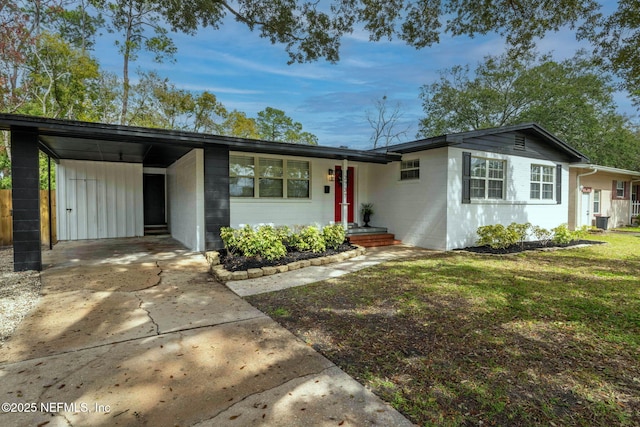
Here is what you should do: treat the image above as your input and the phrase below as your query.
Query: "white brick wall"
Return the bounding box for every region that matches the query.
[446,147,570,250]
[368,148,449,250]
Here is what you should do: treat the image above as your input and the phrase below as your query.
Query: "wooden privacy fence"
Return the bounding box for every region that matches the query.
[0,190,57,247]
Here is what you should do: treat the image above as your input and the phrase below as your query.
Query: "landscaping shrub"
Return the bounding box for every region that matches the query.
[551,223,574,245]
[220,223,350,262]
[252,225,287,260]
[220,225,286,260]
[531,225,553,246]
[476,224,519,249]
[220,225,244,256]
[477,222,589,250]
[295,225,326,253]
[507,222,531,248]
[322,224,346,250]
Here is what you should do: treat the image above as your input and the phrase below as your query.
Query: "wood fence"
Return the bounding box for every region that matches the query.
[0,190,57,247]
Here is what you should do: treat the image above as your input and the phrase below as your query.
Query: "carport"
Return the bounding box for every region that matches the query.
[0,114,231,271]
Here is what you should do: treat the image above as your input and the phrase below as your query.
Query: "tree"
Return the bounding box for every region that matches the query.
[221,110,260,139]
[24,33,100,119]
[579,0,640,105]
[48,0,104,53]
[366,95,410,148]
[256,107,318,144]
[153,0,600,64]
[418,51,640,170]
[127,71,227,132]
[91,0,177,124]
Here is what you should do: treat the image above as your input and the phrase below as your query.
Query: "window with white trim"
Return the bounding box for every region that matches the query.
[400,159,420,180]
[616,180,625,198]
[229,155,255,197]
[530,165,555,200]
[230,155,310,199]
[286,160,310,198]
[593,190,601,214]
[471,157,505,199]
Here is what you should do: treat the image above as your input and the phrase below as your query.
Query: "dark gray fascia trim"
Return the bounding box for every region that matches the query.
[381,123,589,162]
[0,113,400,164]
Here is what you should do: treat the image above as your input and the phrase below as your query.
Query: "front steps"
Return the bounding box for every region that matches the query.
[144,224,169,236]
[347,225,401,248]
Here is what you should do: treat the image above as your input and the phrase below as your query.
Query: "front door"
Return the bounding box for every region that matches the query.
[334,166,355,223]
[581,192,591,227]
[143,174,166,225]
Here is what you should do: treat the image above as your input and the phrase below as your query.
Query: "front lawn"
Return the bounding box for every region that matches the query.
[247,233,640,426]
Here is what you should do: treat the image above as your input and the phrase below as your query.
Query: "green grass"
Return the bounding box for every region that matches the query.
[247,232,640,426]
[614,226,640,233]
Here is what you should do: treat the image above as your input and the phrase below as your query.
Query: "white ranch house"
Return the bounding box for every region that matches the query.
[0,114,619,271]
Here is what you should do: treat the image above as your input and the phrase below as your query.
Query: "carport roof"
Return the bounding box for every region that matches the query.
[0,114,400,167]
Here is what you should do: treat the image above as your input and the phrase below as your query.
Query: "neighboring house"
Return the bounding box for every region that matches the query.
[0,114,588,271]
[569,164,640,230]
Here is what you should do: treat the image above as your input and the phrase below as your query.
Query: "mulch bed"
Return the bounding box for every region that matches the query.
[457,239,606,254]
[220,243,357,272]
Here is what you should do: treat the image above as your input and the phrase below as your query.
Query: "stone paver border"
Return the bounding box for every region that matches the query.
[206,245,366,282]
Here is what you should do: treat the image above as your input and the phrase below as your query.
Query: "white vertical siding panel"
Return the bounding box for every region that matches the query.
[116,166,126,237]
[55,160,143,240]
[167,149,204,251]
[67,163,77,240]
[56,163,67,240]
[105,163,117,238]
[95,162,107,238]
[86,163,98,239]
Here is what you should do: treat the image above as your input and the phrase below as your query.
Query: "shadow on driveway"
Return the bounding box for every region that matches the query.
[0,237,412,426]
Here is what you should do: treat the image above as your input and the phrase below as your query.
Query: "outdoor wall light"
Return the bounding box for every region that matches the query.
[328,169,335,181]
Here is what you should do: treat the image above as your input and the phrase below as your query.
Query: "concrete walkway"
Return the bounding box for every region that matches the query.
[226,245,435,297]
[0,237,414,427]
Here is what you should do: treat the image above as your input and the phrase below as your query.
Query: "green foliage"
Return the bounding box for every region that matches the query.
[295,225,326,253]
[220,225,286,260]
[221,223,345,260]
[507,222,531,247]
[551,224,575,245]
[419,51,640,170]
[322,224,346,250]
[476,224,519,249]
[531,225,553,246]
[256,107,318,145]
[155,0,600,64]
[573,225,591,241]
[580,1,640,106]
[360,203,374,216]
[477,222,585,249]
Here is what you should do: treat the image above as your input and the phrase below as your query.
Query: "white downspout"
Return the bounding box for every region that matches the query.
[341,159,349,231]
[575,167,598,228]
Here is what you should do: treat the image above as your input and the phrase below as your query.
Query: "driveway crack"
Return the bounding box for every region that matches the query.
[136,293,160,335]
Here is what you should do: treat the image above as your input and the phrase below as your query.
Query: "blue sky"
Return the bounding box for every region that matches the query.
[94,15,637,150]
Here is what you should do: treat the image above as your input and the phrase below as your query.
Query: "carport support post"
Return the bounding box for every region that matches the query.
[10,127,42,271]
[203,145,230,250]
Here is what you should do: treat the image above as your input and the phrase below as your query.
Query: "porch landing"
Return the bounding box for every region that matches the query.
[347,225,402,248]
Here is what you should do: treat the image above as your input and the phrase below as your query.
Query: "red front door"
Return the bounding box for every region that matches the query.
[334,166,355,223]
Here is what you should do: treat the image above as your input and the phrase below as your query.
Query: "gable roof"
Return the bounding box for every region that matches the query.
[377,123,589,163]
[0,114,400,167]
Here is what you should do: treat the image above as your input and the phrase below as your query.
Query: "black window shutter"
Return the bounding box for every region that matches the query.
[556,164,562,204]
[462,152,471,204]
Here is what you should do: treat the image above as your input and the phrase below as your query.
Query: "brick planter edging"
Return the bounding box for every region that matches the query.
[205,246,366,283]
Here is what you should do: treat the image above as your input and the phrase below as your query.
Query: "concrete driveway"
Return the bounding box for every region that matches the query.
[0,237,412,427]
